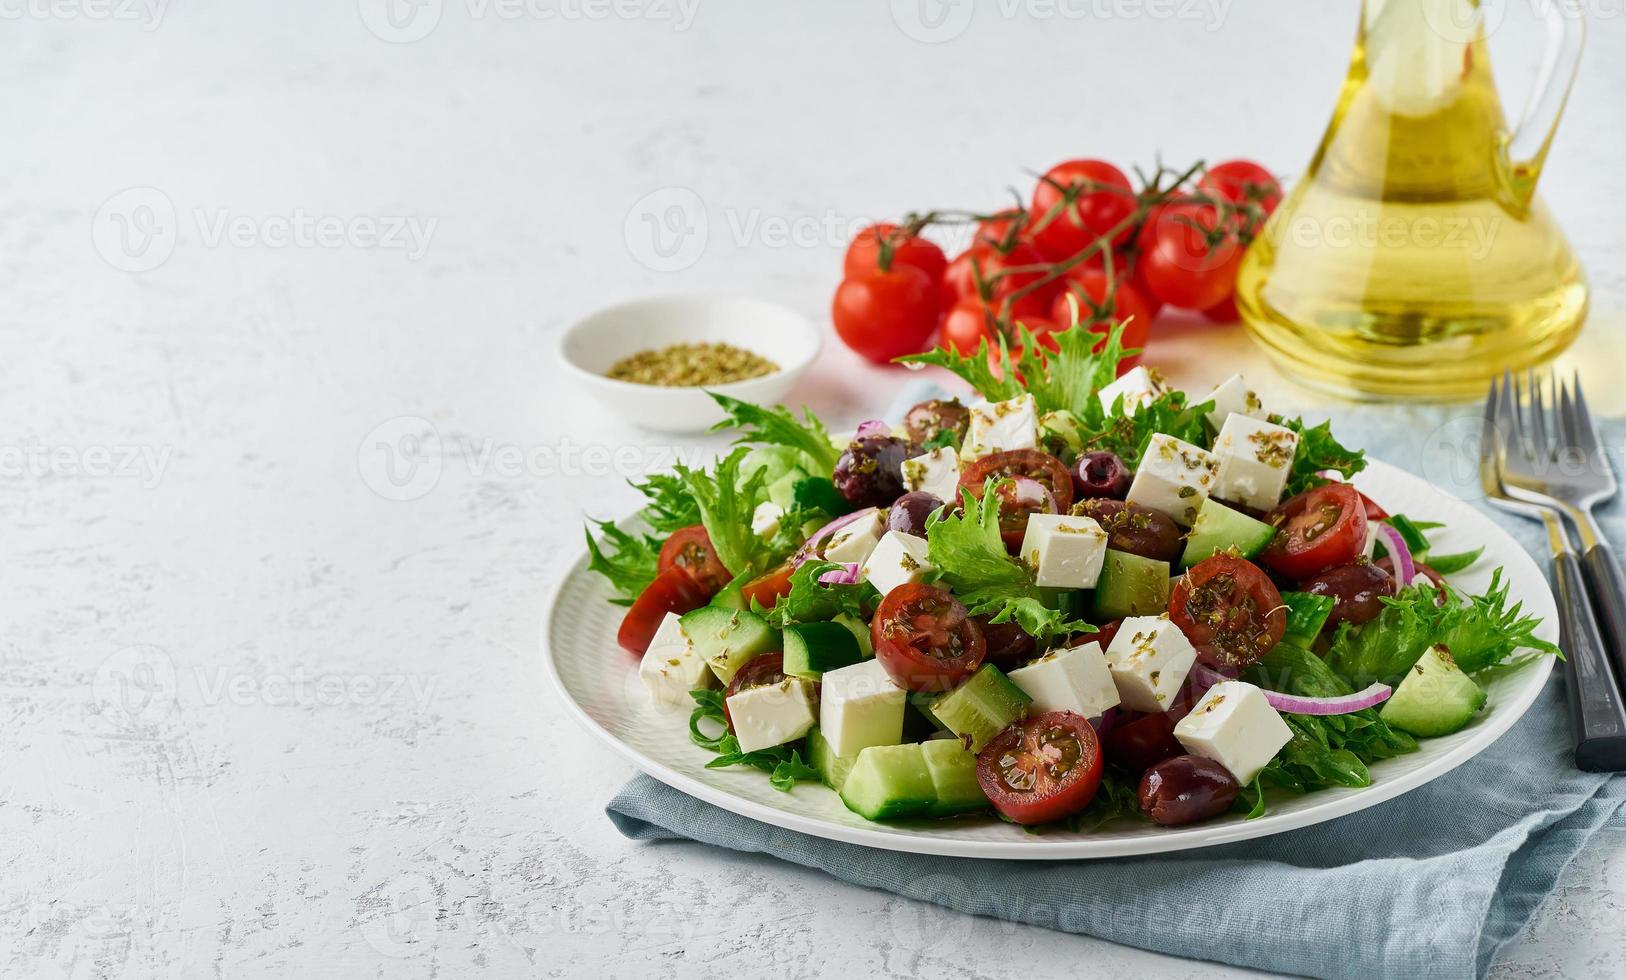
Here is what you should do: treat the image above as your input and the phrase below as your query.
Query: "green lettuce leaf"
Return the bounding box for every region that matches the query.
[763,560,875,628]
[687,691,822,793]
[1277,417,1367,497]
[628,471,702,535]
[709,393,840,474]
[582,519,662,605]
[925,483,1091,641]
[677,447,771,577]
[897,321,1132,421]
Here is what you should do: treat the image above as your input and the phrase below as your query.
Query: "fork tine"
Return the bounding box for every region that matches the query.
[1528,369,1551,461]
[1481,375,1505,488]
[1569,371,1603,457]
[1506,370,1528,459]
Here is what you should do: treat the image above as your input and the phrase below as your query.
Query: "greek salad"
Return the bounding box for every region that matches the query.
[586,323,1558,831]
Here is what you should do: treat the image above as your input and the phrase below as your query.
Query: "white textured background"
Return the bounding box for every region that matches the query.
[4,1,1624,977]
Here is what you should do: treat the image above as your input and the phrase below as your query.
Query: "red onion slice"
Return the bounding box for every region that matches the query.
[817,562,862,586]
[1374,522,1417,588]
[854,419,891,440]
[1193,663,1392,715]
[791,506,877,569]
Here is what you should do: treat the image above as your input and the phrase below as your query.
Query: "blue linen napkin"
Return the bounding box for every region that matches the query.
[606,386,1626,979]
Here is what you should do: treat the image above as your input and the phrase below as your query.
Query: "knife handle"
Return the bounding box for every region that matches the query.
[1582,543,1626,685]
[1555,553,1626,772]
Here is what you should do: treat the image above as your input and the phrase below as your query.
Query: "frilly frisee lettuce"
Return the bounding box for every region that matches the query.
[688,689,821,792]
[925,482,1092,642]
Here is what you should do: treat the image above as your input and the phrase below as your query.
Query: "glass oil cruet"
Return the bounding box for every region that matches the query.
[1235,0,1588,400]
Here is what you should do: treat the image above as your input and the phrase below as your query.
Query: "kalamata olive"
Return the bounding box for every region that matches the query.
[1137,755,1241,826]
[1070,499,1183,563]
[1072,451,1132,500]
[902,399,970,447]
[1377,556,1447,591]
[834,436,911,509]
[1302,561,1396,629]
[1102,711,1185,775]
[976,615,1037,670]
[887,491,944,538]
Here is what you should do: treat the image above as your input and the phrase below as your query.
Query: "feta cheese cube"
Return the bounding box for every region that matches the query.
[1212,415,1299,511]
[1008,641,1120,718]
[1103,614,1198,712]
[1202,373,1268,431]
[638,613,713,708]
[962,394,1039,459]
[1174,680,1293,784]
[1019,513,1109,589]
[751,501,786,538]
[819,658,907,758]
[901,446,961,504]
[861,530,935,598]
[1097,366,1168,414]
[727,675,818,753]
[1126,433,1220,527]
[823,510,886,566]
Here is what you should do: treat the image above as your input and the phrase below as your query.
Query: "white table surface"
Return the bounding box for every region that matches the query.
[5,2,1624,977]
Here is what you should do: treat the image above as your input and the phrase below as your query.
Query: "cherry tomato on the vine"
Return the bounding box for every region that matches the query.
[941,242,1052,314]
[1198,159,1283,220]
[1029,159,1137,260]
[843,223,948,283]
[1137,203,1244,311]
[832,265,939,364]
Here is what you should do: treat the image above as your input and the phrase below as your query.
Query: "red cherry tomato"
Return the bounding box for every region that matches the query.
[1260,483,1369,580]
[1168,553,1287,670]
[940,297,1002,355]
[843,223,948,284]
[657,524,730,595]
[1198,159,1283,234]
[1358,491,1390,522]
[1048,267,1154,366]
[941,242,1053,313]
[1137,203,1243,311]
[1029,159,1137,260]
[739,562,796,610]
[1071,619,1123,652]
[832,266,939,364]
[975,212,1033,251]
[1101,710,1185,775]
[960,449,1075,549]
[617,569,712,655]
[871,583,986,693]
[1201,293,1240,323]
[977,615,1037,670]
[976,711,1104,825]
[722,652,797,731]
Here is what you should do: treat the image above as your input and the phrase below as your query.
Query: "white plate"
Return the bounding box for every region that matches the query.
[544,460,1558,859]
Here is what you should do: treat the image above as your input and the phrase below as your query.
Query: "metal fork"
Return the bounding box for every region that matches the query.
[1483,374,1626,771]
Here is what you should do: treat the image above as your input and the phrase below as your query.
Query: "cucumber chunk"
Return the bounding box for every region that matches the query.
[1379,645,1487,737]
[839,744,937,820]
[1093,550,1172,619]
[807,725,856,792]
[920,739,989,817]
[680,606,779,684]
[1182,499,1278,567]
[832,612,874,658]
[782,622,864,680]
[924,664,1032,752]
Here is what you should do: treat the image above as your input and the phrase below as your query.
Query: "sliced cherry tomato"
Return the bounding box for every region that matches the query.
[1101,710,1184,775]
[617,569,712,655]
[1137,203,1243,312]
[843,223,948,284]
[1260,483,1369,579]
[1029,159,1137,260]
[722,652,798,731]
[1070,618,1123,652]
[977,615,1038,670]
[832,265,939,364]
[739,562,796,610]
[1168,553,1287,670]
[976,711,1104,825]
[960,449,1076,549]
[1358,491,1390,522]
[871,583,986,693]
[657,524,730,595]
[941,242,1051,310]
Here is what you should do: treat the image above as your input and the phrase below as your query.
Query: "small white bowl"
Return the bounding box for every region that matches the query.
[557,295,822,433]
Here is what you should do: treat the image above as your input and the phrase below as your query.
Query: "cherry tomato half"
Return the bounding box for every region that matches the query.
[976,711,1104,825]
[740,562,796,610]
[961,449,1076,549]
[832,265,939,364]
[657,525,730,595]
[1260,483,1369,580]
[617,569,712,655]
[1137,203,1243,312]
[843,223,948,284]
[1029,159,1137,260]
[1168,553,1287,670]
[871,583,986,693]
